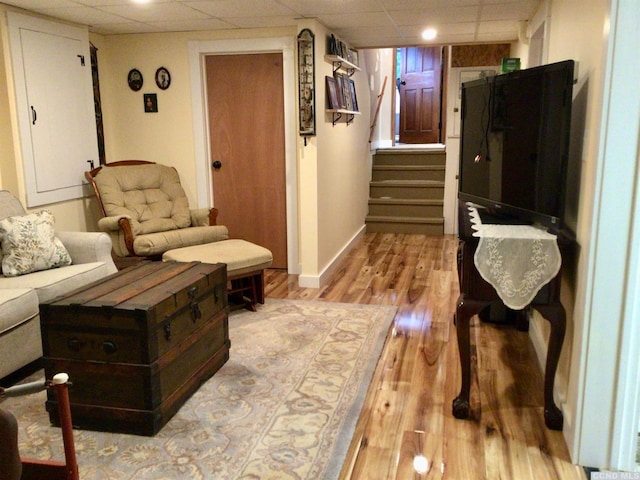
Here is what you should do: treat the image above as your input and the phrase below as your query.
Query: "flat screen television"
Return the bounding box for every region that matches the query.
[458,59,575,232]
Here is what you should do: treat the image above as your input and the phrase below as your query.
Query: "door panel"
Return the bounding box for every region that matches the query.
[21,29,96,193]
[8,12,98,207]
[206,53,287,269]
[399,46,442,144]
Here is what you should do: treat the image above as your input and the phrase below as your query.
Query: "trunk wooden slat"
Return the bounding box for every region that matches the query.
[39,261,229,436]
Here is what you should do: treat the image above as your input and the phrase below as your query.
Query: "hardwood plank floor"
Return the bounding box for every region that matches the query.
[264,233,586,480]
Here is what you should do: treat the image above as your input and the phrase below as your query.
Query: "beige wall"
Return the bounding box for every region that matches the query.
[526,0,608,440]
[314,23,371,279]
[0,7,16,192]
[0,8,372,282]
[550,0,608,446]
[97,28,296,204]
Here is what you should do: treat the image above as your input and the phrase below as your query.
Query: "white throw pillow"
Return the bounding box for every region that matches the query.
[0,210,72,277]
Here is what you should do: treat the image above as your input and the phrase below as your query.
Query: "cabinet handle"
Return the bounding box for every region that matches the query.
[191,302,202,322]
[102,341,117,355]
[30,106,37,125]
[67,337,81,352]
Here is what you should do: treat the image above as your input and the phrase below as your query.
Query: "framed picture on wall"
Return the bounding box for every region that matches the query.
[144,93,158,112]
[155,67,171,90]
[349,79,358,112]
[326,76,339,109]
[128,68,143,91]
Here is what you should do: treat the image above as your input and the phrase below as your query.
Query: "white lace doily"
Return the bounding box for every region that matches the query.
[467,205,561,310]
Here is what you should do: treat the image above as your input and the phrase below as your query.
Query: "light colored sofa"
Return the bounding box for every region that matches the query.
[0,190,117,379]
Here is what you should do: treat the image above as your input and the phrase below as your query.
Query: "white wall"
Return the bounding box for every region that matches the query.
[523,0,608,461]
[363,48,394,150]
[557,0,640,470]
[444,57,502,235]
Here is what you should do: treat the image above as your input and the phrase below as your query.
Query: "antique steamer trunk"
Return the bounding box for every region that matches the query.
[40,261,229,436]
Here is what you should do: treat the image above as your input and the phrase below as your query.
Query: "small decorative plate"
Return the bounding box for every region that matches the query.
[155,67,171,90]
[127,68,143,91]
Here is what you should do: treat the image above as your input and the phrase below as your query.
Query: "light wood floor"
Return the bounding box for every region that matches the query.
[264,233,587,480]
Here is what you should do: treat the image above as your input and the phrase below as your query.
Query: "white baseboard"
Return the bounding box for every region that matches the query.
[370,139,393,151]
[298,226,366,289]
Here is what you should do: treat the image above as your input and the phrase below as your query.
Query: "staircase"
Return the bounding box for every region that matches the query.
[366,148,445,235]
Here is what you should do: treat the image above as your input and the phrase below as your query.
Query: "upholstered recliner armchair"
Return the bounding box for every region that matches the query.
[85,161,229,268]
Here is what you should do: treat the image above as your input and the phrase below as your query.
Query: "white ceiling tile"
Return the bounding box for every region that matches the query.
[475,31,519,42]
[478,19,519,33]
[1,0,79,8]
[72,0,165,5]
[183,0,296,18]
[429,22,478,35]
[35,6,131,25]
[90,22,164,34]
[277,0,384,15]
[3,0,543,47]
[219,15,299,28]
[481,3,535,21]
[381,0,482,10]
[147,17,236,31]
[99,2,210,22]
[316,12,392,29]
[390,7,480,26]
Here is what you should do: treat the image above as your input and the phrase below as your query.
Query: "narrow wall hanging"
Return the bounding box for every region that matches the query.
[297,29,315,144]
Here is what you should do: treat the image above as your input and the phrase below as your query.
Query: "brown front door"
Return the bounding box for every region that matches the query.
[398,46,442,144]
[206,53,287,269]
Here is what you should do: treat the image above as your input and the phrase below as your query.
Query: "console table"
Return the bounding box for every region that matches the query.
[452,203,569,430]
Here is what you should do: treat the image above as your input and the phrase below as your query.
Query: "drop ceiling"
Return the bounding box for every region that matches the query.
[0,0,539,47]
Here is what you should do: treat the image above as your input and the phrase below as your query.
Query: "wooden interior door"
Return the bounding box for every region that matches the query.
[206,53,287,269]
[398,46,442,144]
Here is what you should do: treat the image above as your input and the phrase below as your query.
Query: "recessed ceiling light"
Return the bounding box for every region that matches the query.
[422,28,437,41]
[132,0,151,4]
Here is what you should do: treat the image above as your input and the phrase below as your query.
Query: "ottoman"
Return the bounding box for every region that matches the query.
[163,239,273,311]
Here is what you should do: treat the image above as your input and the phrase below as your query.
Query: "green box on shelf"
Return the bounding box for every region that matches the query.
[501,57,521,73]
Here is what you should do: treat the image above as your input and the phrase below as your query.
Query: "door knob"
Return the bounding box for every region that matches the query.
[212,160,222,169]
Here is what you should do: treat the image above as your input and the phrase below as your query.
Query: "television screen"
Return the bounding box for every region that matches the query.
[458,60,575,231]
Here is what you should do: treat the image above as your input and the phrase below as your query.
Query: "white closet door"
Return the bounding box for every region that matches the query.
[8,13,98,207]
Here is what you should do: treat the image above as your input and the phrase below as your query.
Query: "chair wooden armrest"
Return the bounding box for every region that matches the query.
[117,217,136,256]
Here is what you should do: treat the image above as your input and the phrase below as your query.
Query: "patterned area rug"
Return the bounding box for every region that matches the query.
[2,299,396,479]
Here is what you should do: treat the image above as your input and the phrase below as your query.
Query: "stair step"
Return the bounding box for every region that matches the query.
[376,146,445,154]
[372,165,445,182]
[365,215,444,235]
[369,147,446,235]
[368,198,443,217]
[373,149,446,166]
[366,215,443,224]
[369,180,444,199]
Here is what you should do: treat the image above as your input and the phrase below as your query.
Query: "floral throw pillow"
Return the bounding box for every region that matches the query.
[0,210,72,277]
